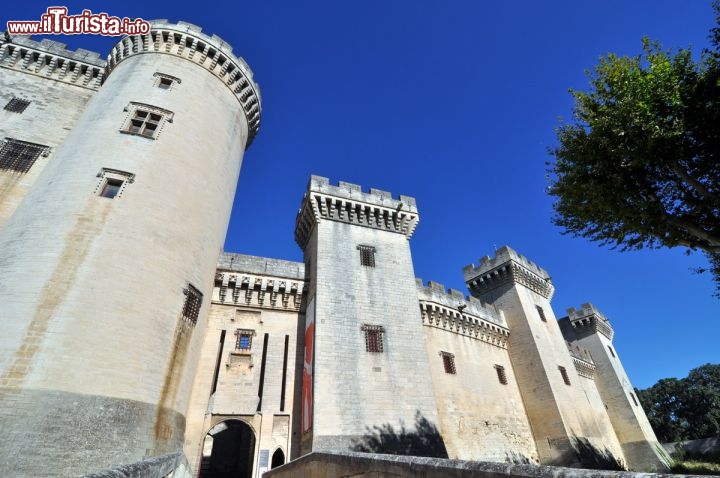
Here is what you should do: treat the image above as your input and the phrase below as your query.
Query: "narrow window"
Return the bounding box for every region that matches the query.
[441,352,456,374]
[4,97,31,113]
[357,245,376,267]
[100,178,123,198]
[536,305,547,322]
[153,72,181,90]
[95,168,134,198]
[280,335,289,412]
[0,139,47,173]
[361,324,384,353]
[235,329,255,352]
[559,366,571,385]
[210,330,226,397]
[608,345,616,358]
[182,284,203,325]
[257,333,269,411]
[495,364,508,384]
[158,77,173,89]
[630,392,639,407]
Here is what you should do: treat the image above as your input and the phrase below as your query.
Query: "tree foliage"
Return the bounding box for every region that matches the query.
[636,364,720,443]
[548,3,720,294]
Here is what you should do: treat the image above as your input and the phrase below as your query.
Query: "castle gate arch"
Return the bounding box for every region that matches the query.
[199,419,256,478]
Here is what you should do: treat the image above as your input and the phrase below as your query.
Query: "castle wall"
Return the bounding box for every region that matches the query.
[419,282,537,463]
[295,176,442,455]
[184,253,305,478]
[0,37,103,228]
[0,22,258,477]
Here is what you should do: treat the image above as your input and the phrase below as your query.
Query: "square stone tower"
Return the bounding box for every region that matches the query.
[294,176,443,455]
[559,304,671,470]
[463,247,625,468]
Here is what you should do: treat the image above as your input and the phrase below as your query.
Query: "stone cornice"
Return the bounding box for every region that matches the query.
[105,21,261,146]
[465,261,554,300]
[295,176,419,249]
[419,300,509,349]
[567,342,596,379]
[213,270,305,311]
[0,36,105,90]
[566,304,614,341]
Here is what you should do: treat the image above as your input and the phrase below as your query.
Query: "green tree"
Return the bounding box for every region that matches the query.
[548,3,720,294]
[636,364,720,442]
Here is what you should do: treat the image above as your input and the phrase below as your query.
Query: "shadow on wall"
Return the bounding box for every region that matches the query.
[571,437,625,471]
[350,411,449,459]
[504,451,534,464]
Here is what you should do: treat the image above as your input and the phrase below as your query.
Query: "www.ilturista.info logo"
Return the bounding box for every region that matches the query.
[7,7,151,36]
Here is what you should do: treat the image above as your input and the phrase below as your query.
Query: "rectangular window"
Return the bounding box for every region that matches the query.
[100,178,123,198]
[121,103,173,140]
[495,364,508,384]
[361,324,384,353]
[182,284,203,325]
[559,365,571,385]
[127,110,162,138]
[95,168,134,199]
[158,77,174,89]
[235,329,254,352]
[153,72,181,90]
[4,97,31,113]
[536,305,547,322]
[357,245,376,267]
[608,345,616,358]
[441,352,456,374]
[0,139,46,173]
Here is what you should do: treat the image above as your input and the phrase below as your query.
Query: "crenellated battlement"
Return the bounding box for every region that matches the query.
[463,246,554,300]
[106,20,261,145]
[295,175,420,249]
[214,253,306,311]
[565,303,614,340]
[0,35,106,90]
[416,279,509,348]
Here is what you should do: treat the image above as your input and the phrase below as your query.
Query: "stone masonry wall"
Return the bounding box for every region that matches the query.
[183,253,305,478]
[419,281,537,463]
[0,36,103,228]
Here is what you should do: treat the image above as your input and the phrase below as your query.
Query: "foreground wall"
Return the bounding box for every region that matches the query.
[263,451,687,478]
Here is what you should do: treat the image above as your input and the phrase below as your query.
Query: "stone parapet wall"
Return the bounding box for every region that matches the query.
[263,451,689,478]
[0,36,105,90]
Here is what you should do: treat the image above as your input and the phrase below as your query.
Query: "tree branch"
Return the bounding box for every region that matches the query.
[668,162,720,204]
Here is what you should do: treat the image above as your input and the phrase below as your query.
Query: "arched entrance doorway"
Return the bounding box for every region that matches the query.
[199,420,255,478]
[270,448,285,469]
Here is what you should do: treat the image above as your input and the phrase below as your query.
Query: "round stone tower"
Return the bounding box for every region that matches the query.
[0,21,260,476]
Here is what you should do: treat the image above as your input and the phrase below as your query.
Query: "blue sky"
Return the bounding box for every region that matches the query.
[6,1,718,389]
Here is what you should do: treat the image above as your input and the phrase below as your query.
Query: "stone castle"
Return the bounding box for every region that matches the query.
[0,21,669,477]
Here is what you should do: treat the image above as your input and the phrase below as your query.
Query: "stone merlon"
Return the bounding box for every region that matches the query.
[566,302,611,324]
[3,35,106,66]
[307,175,417,211]
[462,245,550,283]
[463,246,555,300]
[294,176,420,249]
